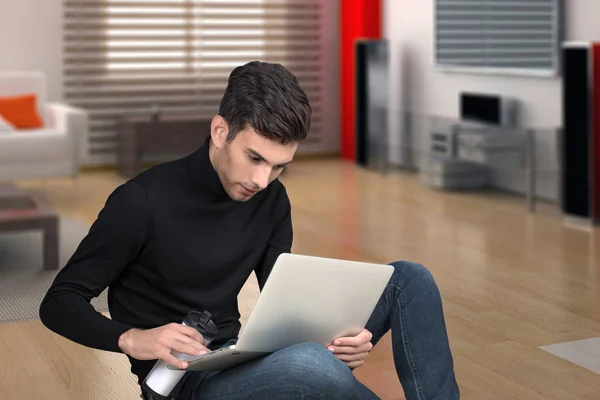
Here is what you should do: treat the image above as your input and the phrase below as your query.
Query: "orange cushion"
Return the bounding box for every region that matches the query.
[0,94,43,129]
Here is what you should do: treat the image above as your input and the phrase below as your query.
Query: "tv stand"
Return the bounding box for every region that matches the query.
[424,122,537,212]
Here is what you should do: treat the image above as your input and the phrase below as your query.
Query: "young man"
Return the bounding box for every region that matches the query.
[40,61,459,399]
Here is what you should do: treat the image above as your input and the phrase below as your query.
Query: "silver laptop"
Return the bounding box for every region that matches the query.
[175,253,394,372]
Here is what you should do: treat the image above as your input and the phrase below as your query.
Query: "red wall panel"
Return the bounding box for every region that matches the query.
[340,0,381,160]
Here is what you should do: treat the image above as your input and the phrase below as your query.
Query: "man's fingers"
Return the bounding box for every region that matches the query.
[334,351,370,362]
[172,332,207,353]
[158,331,204,356]
[160,349,189,370]
[333,329,373,347]
[170,339,208,357]
[346,360,365,369]
[328,342,372,355]
[171,324,205,344]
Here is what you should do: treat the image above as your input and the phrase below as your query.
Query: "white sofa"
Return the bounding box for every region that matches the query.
[0,71,88,181]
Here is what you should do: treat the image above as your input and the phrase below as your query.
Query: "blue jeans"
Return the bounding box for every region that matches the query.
[166,261,460,399]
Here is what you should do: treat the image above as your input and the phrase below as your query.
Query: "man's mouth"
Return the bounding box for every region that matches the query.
[241,185,258,195]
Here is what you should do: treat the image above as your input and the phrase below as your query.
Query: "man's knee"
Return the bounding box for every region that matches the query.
[267,342,357,397]
[388,260,437,289]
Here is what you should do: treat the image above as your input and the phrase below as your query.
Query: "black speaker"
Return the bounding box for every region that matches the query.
[355,39,388,169]
[355,41,369,166]
[562,44,590,219]
[561,43,600,222]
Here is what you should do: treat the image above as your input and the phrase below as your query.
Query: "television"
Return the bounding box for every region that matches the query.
[460,92,517,127]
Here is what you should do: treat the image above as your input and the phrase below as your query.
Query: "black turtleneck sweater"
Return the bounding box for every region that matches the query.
[39,137,292,384]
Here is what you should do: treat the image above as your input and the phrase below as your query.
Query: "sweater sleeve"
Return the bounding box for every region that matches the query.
[254,186,293,290]
[39,179,152,353]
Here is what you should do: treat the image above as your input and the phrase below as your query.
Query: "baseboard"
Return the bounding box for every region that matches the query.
[563,215,596,230]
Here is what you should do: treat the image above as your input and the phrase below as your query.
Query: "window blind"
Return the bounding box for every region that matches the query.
[435,0,562,75]
[64,0,329,165]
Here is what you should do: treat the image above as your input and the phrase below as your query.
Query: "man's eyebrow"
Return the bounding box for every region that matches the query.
[248,148,292,167]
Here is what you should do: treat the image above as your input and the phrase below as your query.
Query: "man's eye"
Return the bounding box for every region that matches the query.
[250,156,261,163]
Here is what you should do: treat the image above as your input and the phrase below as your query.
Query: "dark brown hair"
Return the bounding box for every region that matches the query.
[219,61,312,144]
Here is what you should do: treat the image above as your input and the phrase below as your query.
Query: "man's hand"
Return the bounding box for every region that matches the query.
[327,329,373,369]
[118,323,208,369]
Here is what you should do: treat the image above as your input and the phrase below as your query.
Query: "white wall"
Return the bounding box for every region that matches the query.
[0,0,63,102]
[384,0,600,201]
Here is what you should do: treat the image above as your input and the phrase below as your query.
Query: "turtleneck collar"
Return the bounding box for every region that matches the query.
[186,136,232,202]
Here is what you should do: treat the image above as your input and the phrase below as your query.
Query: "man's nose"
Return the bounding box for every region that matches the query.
[251,166,271,189]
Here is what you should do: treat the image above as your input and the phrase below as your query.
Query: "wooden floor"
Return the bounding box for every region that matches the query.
[2,159,600,399]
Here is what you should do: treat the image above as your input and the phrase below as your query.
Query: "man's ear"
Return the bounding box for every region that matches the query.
[210,115,228,149]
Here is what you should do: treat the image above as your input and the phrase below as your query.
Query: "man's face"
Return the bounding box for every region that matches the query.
[209,116,298,202]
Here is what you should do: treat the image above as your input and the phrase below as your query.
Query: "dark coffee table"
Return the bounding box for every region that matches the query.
[0,183,59,270]
[117,112,212,178]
